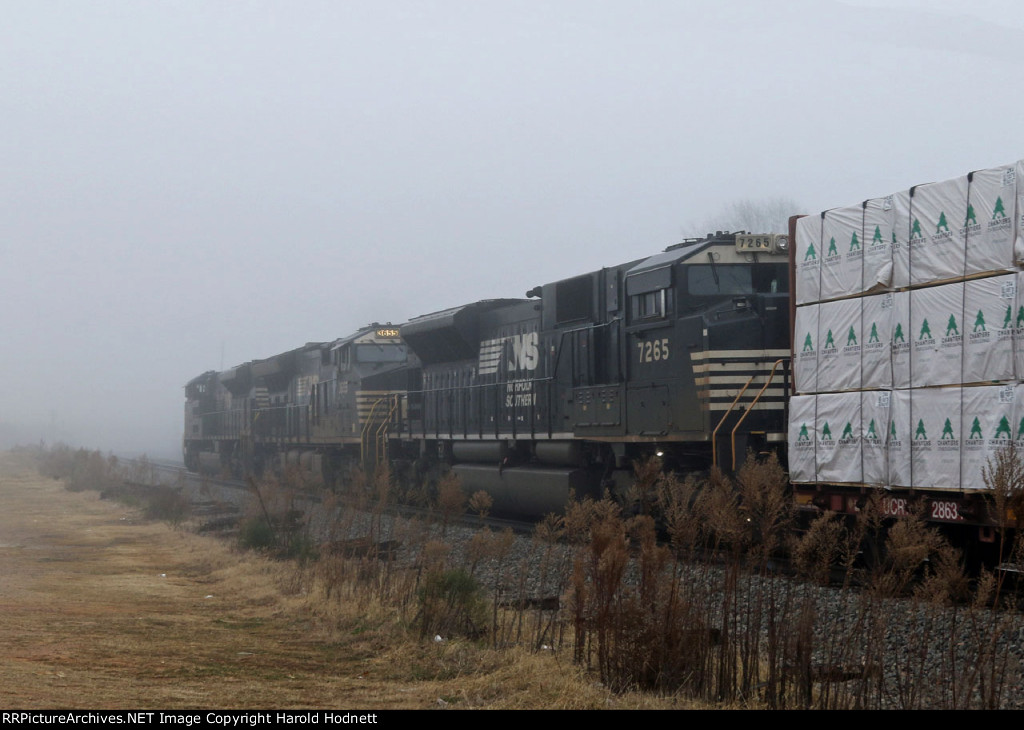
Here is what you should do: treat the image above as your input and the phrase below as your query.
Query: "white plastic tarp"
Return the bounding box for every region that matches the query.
[962,275,1015,384]
[861,293,893,390]
[1015,271,1024,380]
[908,177,969,286]
[861,390,891,487]
[788,394,817,483]
[816,298,862,392]
[908,387,963,490]
[888,388,911,487]
[795,215,821,305]
[1016,159,1024,265]
[820,205,864,301]
[960,385,1016,491]
[863,196,894,294]
[793,305,818,394]
[966,164,1017,275]
[909,281,964,387]
[892,189,912,289]
[891,290,911,389]
[815,391,863,484]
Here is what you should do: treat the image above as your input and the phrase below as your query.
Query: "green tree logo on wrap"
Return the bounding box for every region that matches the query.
[804,242,817,261]
[1017,306,1024,328]
[970,418,983,439]
[869,323,879,343]
[993,197,1007,219]
[1003,305,1012,329]
[841,422,854,439]
[802,333,813,352]
[872,226,884,246]
[915,419,928,440]
[1018,416,1024,441]
[936,212,949,233]
[846,327,857,346]
[825,329,835,349]
[849,231,860,251]
[918,319,933,340]
[911,219,924,239]
[974,310,986,332]
[941,418,955,439]
[995,417,1012,440]
[821,422,833,440]
[946,314,959,337]
[891,420,898,439]
[867,419,878,440]
[798,423,810,441]
[893,323,906,343]
[965,205,977,226]
[827,237,838,256]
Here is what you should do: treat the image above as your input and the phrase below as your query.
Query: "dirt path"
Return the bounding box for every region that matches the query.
[0,452,689,710]
[0,452,437,709]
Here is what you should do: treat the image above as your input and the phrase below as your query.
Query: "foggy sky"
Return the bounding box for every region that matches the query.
[3,0,1022,458]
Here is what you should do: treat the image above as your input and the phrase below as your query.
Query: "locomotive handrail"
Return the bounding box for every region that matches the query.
[374,394,398,465]
[729,358,788,471]
[711,373,758,470]
[360,396,388,467]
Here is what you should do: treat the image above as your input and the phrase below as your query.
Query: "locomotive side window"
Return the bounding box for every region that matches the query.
[630,289,673,321]
[626,265,673,323]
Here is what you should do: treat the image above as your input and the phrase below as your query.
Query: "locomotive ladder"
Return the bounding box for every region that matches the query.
[711,358,787,472]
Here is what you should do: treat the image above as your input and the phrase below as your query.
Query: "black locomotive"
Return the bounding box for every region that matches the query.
[184,231,792,515]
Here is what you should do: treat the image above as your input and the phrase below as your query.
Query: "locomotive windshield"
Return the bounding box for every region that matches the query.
[686,263,788,296]
[355,343,407,363]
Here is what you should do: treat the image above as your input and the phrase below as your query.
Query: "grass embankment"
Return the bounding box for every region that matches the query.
[0,451,691,710]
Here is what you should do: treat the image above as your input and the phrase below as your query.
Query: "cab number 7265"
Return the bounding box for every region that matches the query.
[637,338,670,363]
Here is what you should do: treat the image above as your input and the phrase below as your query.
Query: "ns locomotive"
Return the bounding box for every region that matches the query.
[184,230,792,515]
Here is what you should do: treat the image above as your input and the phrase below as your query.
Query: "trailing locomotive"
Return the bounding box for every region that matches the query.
[183,230,792,514]
[184,324,413,484]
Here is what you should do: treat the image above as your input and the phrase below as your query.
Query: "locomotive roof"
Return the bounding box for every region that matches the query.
[404,299,527,329]
[626,239,714,276]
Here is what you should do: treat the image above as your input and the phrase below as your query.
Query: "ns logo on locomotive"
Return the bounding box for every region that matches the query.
[184,231,791,517]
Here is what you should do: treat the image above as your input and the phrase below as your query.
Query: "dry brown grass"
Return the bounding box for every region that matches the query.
[0,452,706,710]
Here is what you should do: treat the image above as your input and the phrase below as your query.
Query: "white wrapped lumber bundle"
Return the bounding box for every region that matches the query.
[966,163,1017,276]
[962,274,1016,384]
[788,394,817,483]
[786,391,890,485]
[795,214,821,305]
[819,205,864,301]
[860,293,893,390]
[863,196,895,295]
[908,281,964,388]
[815,298,861,393]
[794,294,893,394]
[814,391,862,484]
[960,385,1017,490]
[907,177,970,286]
[890,387,963,490]
[793,305,818,394]
[892,189,913,290]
